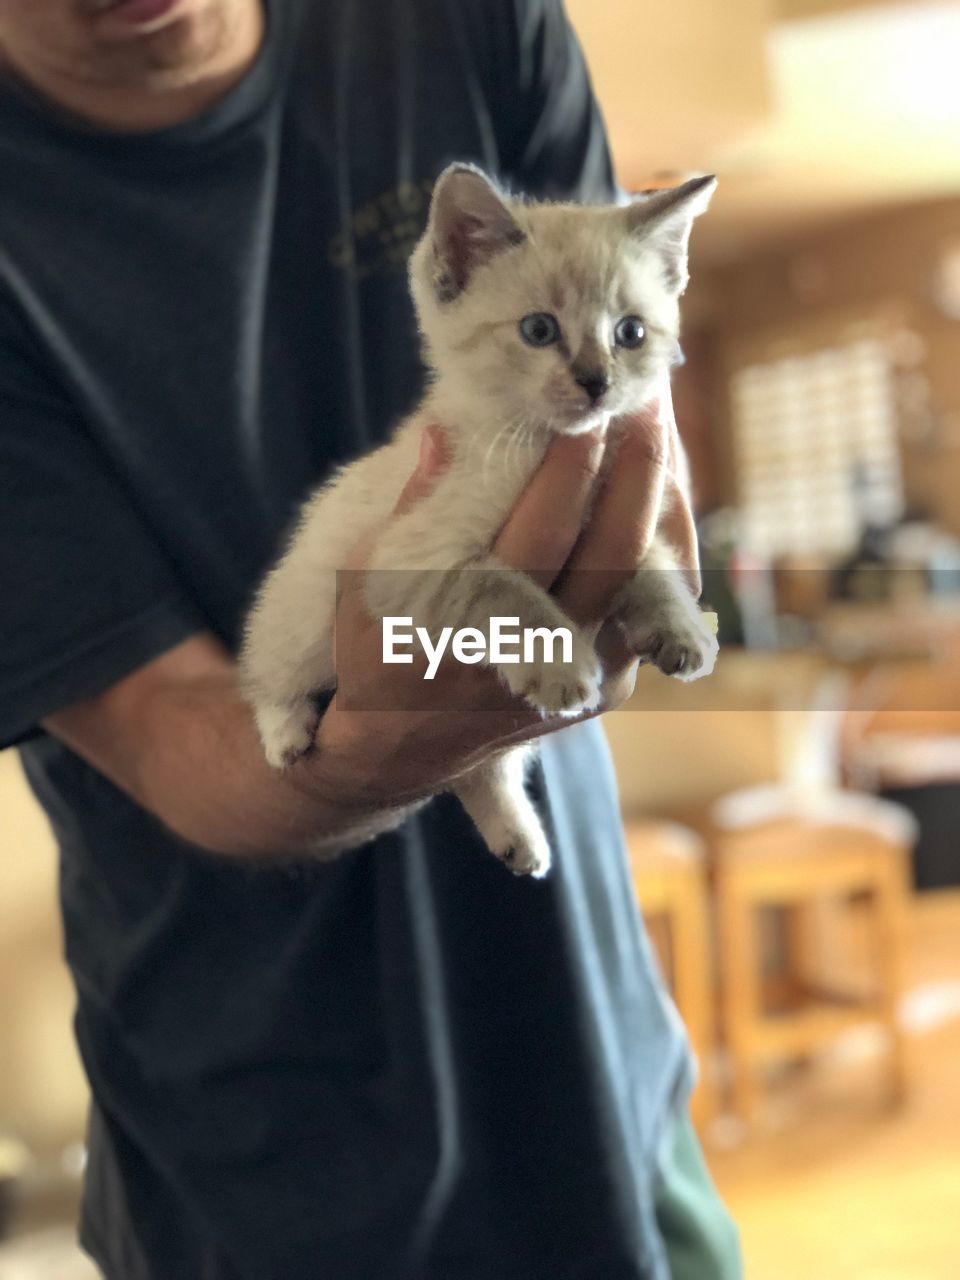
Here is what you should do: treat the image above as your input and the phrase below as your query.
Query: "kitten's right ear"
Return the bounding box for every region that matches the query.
[427,165,525,302]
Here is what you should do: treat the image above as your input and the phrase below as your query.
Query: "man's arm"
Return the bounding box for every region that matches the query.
[43,409,686,858]
[41,631,370,856]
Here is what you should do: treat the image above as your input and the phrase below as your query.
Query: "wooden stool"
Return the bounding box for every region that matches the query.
[625,821,716,1127]
[709,785,916,1125]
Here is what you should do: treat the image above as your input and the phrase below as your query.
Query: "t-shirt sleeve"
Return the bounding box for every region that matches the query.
[494,0,618,203]
[0,325,202,749]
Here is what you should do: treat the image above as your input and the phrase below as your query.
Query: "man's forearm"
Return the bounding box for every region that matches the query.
[130,673,397,856]
[43,636,392,858]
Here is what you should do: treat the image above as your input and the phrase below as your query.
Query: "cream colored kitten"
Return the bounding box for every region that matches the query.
[240,166,718,877]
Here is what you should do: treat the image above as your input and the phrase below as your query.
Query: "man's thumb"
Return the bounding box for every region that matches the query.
[392,424,449,515]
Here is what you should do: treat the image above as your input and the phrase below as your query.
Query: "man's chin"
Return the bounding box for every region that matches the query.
[89,0,227,86]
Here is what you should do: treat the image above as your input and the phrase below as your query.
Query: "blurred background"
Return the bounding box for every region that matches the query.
[2,1,959,1276]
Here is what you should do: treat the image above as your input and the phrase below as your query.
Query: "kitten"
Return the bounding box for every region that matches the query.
[240,165,718,877]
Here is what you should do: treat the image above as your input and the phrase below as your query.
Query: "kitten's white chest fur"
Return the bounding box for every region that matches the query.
[239,166,718,876]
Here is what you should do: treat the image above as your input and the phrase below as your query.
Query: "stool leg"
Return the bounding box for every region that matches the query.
[669,869,715,1129]
[872,853,909,1106]
[784,902,820,1005]
[717,873,762,1125]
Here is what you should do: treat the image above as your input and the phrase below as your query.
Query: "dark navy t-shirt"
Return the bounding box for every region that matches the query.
[0,2,691,1276]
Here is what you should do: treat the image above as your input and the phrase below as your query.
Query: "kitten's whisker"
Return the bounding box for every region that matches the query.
[481,420,514,481]
[506,422,529,477]
[500,422,519,478]
[502,419,530,480]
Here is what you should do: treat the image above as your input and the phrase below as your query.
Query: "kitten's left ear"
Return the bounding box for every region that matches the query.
[625,174,717,294]
[427,164,525,302]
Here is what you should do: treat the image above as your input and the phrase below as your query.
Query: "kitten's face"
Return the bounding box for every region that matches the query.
[410,168,715,437]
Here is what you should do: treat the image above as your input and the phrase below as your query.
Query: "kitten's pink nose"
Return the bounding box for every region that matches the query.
[575,371,609,405]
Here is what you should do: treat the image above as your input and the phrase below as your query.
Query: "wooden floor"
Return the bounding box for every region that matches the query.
[706,889,960,1280]
[2,894,958,1279]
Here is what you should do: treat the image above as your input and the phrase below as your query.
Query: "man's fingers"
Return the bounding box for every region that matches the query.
[493,429,604,588]
[392,424,449,516]
[341,424,449,578]
[659,471,702,597]
[645,379,702,596]
[557,408,669,625]
[649,371,681,472]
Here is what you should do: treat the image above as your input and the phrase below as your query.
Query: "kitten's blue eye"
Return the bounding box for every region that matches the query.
[614,315,645,349]
[519,313,561,347]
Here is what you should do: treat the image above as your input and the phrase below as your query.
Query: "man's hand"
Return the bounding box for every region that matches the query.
[43,396,699,857]
[296,397,699,811]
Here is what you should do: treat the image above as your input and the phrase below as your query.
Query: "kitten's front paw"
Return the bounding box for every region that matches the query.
[633,611,718,683]
[255,699,320,769]
[501,646,602,718]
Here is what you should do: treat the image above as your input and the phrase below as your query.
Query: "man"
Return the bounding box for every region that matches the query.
[0,1,740,1276]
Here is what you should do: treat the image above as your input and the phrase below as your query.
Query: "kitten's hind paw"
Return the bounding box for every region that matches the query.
[494,827,552,878]
[255,699,320,769]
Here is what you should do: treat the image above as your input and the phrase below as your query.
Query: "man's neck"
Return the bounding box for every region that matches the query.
[0,3,265,133]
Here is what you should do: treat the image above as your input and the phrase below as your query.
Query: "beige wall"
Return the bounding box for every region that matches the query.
[566,0,772,182]
[0,750,88,1152]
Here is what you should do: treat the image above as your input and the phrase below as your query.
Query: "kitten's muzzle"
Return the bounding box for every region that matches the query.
[574,370,610,406]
